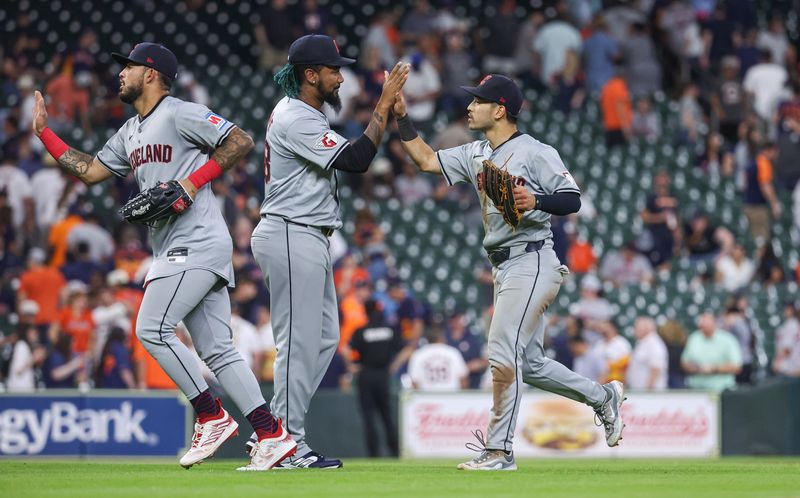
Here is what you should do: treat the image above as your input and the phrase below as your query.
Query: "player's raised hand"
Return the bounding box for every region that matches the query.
[378,62,410,110]
[392,91,408,119]
[32,90,49,136]
[513,185,536,212]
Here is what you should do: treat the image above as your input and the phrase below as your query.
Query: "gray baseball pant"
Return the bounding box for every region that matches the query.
[136,269,266,416]
[486,244,607,452]
[251,216,339,455]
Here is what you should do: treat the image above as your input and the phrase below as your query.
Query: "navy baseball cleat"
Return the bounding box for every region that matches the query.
[245,432,343,469]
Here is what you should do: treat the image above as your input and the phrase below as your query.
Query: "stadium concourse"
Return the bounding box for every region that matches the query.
[1,0,799,442]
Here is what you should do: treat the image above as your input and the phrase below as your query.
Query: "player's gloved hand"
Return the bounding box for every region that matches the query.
[119,179,194,225]
[513,185,536,212]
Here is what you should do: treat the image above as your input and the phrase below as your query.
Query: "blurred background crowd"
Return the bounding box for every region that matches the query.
[1,0,799,404]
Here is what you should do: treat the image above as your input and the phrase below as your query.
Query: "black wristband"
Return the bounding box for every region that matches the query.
[396,114,419,142]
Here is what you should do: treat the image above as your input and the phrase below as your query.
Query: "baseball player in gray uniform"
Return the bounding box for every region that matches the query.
[247,34,408,469]
[392,74,626,470]
[32,43,296,471]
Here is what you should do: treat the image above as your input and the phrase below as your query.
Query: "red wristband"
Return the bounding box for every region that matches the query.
[187,159,224,189]
[39,127,70,159]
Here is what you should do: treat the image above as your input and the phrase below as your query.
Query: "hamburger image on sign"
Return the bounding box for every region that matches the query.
[522,399,598,451]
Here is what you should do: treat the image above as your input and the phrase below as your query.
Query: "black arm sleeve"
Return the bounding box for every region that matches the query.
[331,134,378,173]
[534,192,581,216]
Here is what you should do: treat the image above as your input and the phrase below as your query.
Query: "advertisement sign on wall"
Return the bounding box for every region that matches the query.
[401,391,719,458]
[0,392,190,457]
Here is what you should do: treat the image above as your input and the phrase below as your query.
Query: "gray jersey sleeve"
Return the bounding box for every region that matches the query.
[284,116,348,169]
[435,143,474,185]
[528,146,581,195]
[174,102,236,149]
[96,127,131,177]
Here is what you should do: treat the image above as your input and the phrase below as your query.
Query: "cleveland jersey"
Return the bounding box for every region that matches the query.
[436,132,580,251]
[97,96,236,286]
[259,96,349,229]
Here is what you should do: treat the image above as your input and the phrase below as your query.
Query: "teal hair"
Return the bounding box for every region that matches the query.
[274,63,299,98]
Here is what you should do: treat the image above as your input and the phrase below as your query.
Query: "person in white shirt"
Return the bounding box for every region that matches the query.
[743,50,789,122]
[715,244,755,292]
[408,329,468,390]
[774,302,800,377]
[533,16,583,86]
[7,327,45,392]
[0,159,34,229]
[569,334,608,383]
[592,320,631,384]
[626,317,668,390]
[230,305,264,376]
[401,53,441,130]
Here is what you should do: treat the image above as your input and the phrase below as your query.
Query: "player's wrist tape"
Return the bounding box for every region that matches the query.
[396,115,418,142]
[187,159,223,189]
[39,127,70,159]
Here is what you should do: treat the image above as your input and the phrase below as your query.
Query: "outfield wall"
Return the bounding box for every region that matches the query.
[2,379,799,458]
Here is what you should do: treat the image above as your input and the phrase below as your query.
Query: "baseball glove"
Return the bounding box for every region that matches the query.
[482,159,521,228]
[119,180,193,225]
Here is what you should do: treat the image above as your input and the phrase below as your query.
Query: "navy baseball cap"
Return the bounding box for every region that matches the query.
[112,43,178,80]
[288,34,355,67]
[460,74,523,117]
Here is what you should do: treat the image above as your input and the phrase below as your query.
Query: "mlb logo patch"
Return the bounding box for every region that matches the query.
[315,131,339,149]
[205,112,229,130]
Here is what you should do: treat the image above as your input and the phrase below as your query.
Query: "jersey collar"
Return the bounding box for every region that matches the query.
[138,94,169,123]
[490,130,523,153]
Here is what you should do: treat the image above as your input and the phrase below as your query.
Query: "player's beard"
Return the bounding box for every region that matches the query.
[322,88,342,114]
[119,74,144,104]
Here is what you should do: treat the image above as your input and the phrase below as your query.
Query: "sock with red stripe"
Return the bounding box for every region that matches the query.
[190,390,221,421]
[246,404,280,440]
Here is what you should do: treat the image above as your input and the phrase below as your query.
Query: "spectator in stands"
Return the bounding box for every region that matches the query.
[294,0,335,37]
[566,233,597,275]
[626,317,668,391]
[621,22,662,97]
[400,0,436,44]
[773,302,800,377]
[754,240,785,287]
[6,325,45,391]
[721,300,756,384]
[445,310,487,389]
[231,303,264,377]
[254,0,295,69]
[592,320,631,383]
[697,132,734,176]
[583,16,620,93]
[630,96,661,141]
[549,315,584,370]
[479,0,518,75]
[439,32,476,119]
[431,107,473,150]
[657,0,704,80]
[17,247,65,329]
[513,10,545,88]
[682,209,734,264]
[678,82,703,146]
[91,286,130,362]
[395,161,433,206]
[570,274,614,345]
[775,81,800,192]
[42,333,81,388]
[599,67,632,148]
[401,52,441,136]
[659,318,688,388]
[736,29,761,76]
[407,327,468,390]
[681,312,742,391]
[349,299,402,457]
[47,203,85,268]
[715,243,755,292]
[743,141,782,241]
[641,171,679,268]
[0,152,34,232]
[339,278,371,355]
[49,281,94,387]
[743,49,788,124]
[31,153,71,235]
[60,241,105,285]
[757,17,792,69]
[568,334,607,383]
[94,326,134,389]
[334,251,370,298]
[599,241,654,287]
[533,12,582,88]
[361,10,400,71]
[177,72,210,107]
[44,69,92,134]
[710,56,748,145]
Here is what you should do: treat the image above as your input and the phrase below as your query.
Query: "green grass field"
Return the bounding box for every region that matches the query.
[2,458,799,498]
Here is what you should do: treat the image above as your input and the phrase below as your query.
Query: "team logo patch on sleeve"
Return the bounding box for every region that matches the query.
[314,131,339,149]
[205,112,229,130]
[561,171,578,188]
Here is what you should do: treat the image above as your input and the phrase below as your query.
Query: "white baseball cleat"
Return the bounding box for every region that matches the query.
[595,380,627,447]
[180,405,239,468]
[236,421,297,471]
[457,450,517,471]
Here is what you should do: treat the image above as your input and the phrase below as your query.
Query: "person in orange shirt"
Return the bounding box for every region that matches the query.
[333,252,370,297]
[338,279,371,356]
[599,68,632,149]
[743,141,782,241]
[49,282,94,385]
[17,247,66,327]
[44,71,91,133]
[567,236,597,274]
[48,209,84,268]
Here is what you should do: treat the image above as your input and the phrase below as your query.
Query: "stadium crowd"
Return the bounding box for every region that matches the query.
[1,0,800,398]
